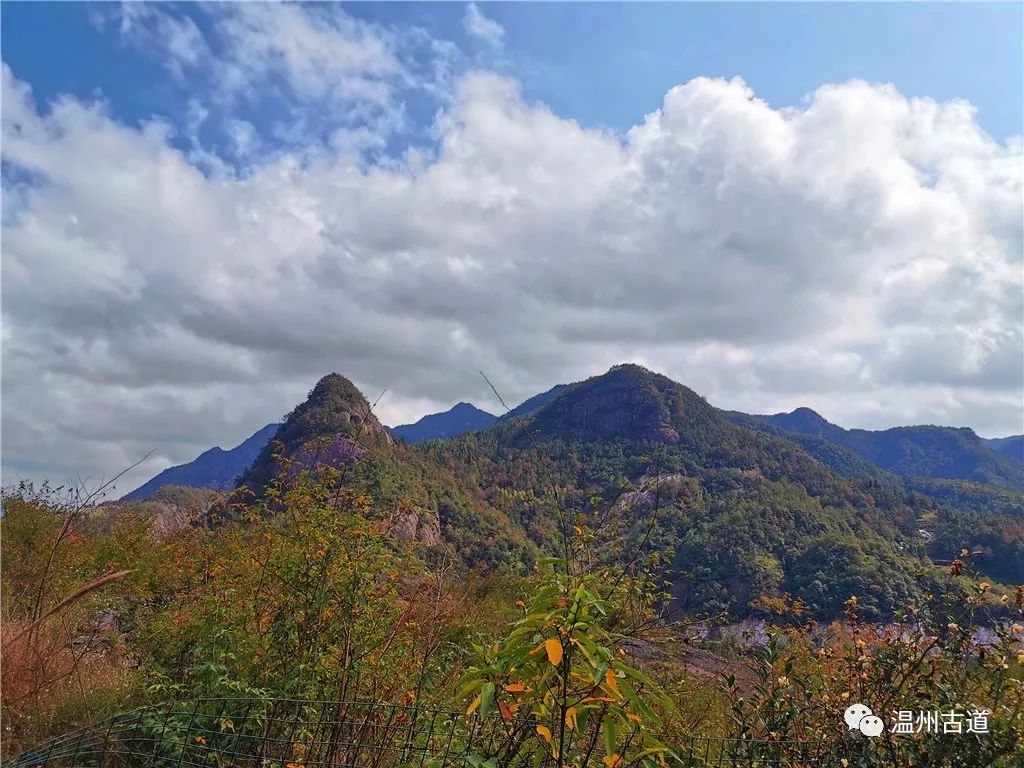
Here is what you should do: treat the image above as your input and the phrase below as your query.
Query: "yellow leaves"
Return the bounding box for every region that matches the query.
[536,725,552,743]
[564,707,577,730]
[466,693,481,716]
[603,755,623,768]
[604,667,619,693]
[545,637,564,666]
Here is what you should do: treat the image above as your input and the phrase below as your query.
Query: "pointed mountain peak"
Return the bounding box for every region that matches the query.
[306,372,367,406]
[237,373,391,492]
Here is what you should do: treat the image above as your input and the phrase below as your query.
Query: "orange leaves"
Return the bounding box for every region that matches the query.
[503,682,529,693]
[536,725,552,743]
[545,637,564,665]
[564,706,577,730]
[603,755,623,768]
[604,667,620,696]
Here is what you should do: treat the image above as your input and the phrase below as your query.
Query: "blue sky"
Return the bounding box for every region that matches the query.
[4,2,1021,149]
[2,2,1022,489]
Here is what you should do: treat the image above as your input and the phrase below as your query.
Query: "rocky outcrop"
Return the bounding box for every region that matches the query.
[387,505,442,547]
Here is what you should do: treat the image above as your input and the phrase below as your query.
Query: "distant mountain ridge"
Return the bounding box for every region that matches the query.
[391,402,496,443]
[120,423,280,501]
[733,408,1024,491]
[496,384,568,423]
[124,376,1022,501]
[987,435,1024,464]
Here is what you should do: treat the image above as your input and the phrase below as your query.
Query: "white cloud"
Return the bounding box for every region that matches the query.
[463,3,505,49]
[2,41,1022,491]
[107,4,209,81]
[213,3,399,105]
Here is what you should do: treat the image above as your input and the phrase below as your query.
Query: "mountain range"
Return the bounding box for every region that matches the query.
[122,376,1023,501]
[729,407,1024,491]
[117,364,1024,620]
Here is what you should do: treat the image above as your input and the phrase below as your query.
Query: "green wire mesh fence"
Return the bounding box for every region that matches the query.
[4,698,863,768]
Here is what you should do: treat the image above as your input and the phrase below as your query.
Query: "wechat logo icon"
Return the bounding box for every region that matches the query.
[844,703,884,737]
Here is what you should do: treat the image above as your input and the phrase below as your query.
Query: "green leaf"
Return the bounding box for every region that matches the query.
[480,682,495,719]
[604,717,617,757]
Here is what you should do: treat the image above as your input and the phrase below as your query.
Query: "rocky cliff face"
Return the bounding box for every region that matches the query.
[520,364,720,444]
[386,504,442,547]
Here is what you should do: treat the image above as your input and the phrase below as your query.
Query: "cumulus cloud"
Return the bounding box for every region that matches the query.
[463,3,505,49]
[2,23,1022,492]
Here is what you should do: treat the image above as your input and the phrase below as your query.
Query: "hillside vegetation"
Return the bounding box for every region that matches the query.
[3,365,1022,765]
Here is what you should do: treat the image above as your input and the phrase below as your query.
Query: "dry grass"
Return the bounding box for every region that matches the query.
[1,600,140,755]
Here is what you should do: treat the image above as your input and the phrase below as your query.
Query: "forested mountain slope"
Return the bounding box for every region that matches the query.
[420,365,958,619]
